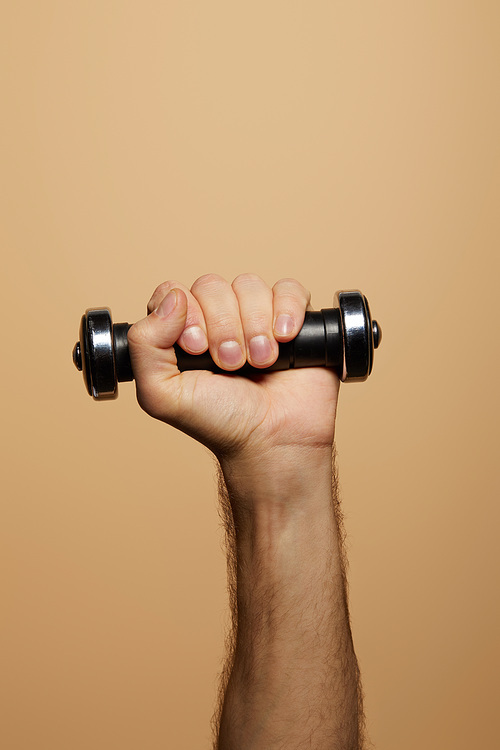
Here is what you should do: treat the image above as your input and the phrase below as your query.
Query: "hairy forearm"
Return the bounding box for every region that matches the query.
[214,448,365,750]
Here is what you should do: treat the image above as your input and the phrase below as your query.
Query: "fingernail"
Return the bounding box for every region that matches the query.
[181,325,208,353]
[218,340,244,368]
[249,335,273,365]
[155,289,177,319]
[274,314,294,337]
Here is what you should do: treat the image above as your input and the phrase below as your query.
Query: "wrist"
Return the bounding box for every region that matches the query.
[218,443,342,615]
[218,444,335,526]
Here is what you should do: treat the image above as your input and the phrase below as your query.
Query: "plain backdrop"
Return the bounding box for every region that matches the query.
[1,3,499,748]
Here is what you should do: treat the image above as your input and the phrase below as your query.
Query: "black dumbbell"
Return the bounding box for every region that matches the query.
[73,290,382,400]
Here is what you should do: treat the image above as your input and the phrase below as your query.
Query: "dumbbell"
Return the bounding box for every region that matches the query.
[73,290,382,400]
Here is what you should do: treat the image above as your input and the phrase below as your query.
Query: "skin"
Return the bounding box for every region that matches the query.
[127,273,365,749]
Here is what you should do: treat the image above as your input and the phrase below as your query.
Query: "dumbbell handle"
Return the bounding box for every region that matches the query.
[73,290,381,400]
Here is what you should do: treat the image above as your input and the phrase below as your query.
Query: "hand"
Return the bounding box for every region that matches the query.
[129,276,360,747]
[127,274,340,462]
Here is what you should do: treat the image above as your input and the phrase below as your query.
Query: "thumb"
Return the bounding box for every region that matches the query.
[127,288,188,383]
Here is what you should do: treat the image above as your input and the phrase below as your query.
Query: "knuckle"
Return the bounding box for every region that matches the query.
[273,278,310,305]
[210,311,238,335]
[246,314,270,334]
[191,273,227,293]
[127,320,149,347]
[273,277,301,292]
[232,272,264,290]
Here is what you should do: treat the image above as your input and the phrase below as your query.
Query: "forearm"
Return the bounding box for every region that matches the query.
[214,448,364,750]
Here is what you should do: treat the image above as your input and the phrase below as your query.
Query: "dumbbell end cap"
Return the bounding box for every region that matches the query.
[372,320,382,349]
[73,341,82,371]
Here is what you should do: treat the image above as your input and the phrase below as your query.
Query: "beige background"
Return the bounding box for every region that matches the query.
[1,2,499,748]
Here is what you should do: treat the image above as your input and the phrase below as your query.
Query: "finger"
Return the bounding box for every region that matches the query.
[272,278,312,341]
[231,273,278,368]
[147,280,208,354]
[127,288,188,383]
[190,274,245,370]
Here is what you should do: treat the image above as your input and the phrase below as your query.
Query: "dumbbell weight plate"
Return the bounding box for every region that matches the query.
[336,290,379,381]
[73,308,116,399]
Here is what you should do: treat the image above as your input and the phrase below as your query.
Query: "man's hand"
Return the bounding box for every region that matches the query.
[128,273,364,749]
[127,273,340,462]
